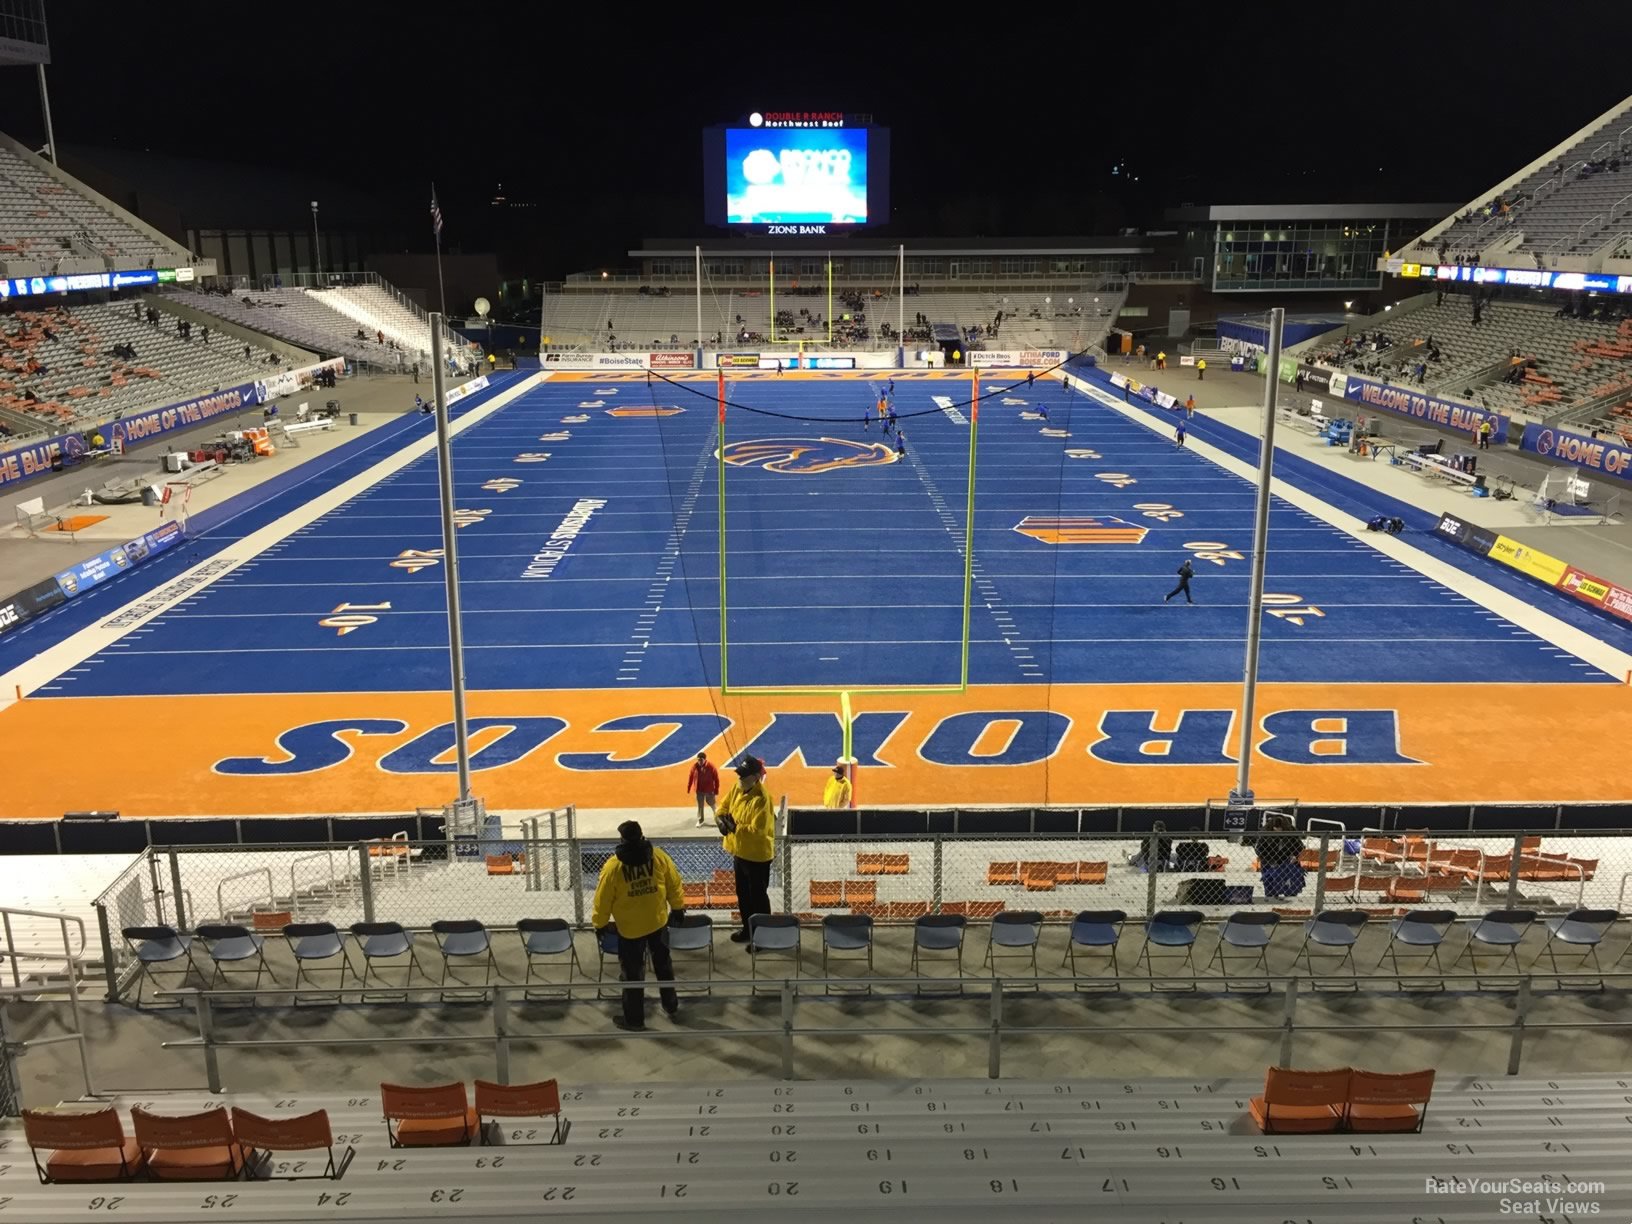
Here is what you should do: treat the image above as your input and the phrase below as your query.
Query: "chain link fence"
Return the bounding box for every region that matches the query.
[84,817,1632,1001]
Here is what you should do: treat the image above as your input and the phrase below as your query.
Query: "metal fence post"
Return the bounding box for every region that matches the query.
[932,835,944,913]
[94,902,119,1002]
[493,987,511,1085]
[1279,977,1299,1067]
[779,797,792,915]
[1505,835,1525,907]
[1143,823,1166,919]
[357,843,376,924]
[569,823,585,927]
[779,982,795,1080]
[168,849,187,931]
[1312,832,1331,913]
[192,992,222,1093]
[147,851,167,928]
[550,808,561,890]
[1507,976,1531,1075]
[988,983,1003,1080]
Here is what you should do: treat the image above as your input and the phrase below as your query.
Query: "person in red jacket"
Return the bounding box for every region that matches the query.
[687,751,720,827]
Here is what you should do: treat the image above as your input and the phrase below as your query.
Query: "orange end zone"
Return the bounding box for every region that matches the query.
[0,682,1628,818]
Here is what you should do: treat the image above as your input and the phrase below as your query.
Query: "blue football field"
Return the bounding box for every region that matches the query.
[25,367,1615,700]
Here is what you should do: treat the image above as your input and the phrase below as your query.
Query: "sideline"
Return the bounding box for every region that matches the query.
[1061,367,1632,680]
[0,373,546,705]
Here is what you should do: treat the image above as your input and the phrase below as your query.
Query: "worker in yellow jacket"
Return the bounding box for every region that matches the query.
[716,755,776,943]
[591,820,685,1031]
[823,762,852,809]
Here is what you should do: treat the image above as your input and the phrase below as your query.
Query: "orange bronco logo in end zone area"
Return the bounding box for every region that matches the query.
[720,437,898,474]
[1014,515,1149,545]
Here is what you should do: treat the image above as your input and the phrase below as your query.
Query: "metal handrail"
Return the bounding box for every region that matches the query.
[0,906,86,989]
[215,867,275,924]
[158,966,1632,1090]
[290,849,344,902]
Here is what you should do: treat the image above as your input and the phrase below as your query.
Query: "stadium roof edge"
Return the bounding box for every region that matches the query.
[1167,203,1458,222]
[632,241,1153,257]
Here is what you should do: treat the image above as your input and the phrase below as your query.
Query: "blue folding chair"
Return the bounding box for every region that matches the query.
[1133,910,1204,991]
[194,924,278,996]
[284,922,348,1003]
[821,915,874,994]
[595,926,622,1001]
[748,914,801,993]
[430,920,499,1000]
[1202,912,1280,991]
[516,919,581,1000]
[1540,909,1619,988]
[1062,910,1126,991]
[348,921,429,1001]
[911,914,967,995]
[120,925,201,1008]
[1292,911,1369,990]
[1453,909,1537,989]
[983,911,1044,988]
[666,914,715,996]
[1375,909,1458,990]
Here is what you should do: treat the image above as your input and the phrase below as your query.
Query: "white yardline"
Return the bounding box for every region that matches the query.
[1067,373,1632,679]
[0,372,546,706]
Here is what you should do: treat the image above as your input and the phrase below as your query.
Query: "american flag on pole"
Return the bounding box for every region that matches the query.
[431,187,444,240]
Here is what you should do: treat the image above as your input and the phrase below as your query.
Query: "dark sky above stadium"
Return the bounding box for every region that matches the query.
[5,3,1632,277]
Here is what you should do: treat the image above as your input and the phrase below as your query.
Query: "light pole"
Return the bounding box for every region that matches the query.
[310,200,322,281]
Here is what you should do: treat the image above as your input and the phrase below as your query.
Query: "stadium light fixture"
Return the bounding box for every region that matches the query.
[1343,300,1353,309]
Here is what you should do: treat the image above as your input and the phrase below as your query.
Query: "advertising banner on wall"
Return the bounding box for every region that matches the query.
[648,352,695,370]
[968,349,1068,369]
[1340,375,1509,443]
[1,520,186,638]
[1518,423,1632,482]
[1557,566,1632,623]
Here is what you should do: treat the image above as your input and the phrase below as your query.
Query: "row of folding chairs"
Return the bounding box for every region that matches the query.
[1107,906,1625,992]
[124,906,1624,1005]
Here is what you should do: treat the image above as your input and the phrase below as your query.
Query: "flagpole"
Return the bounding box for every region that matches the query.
[432,183,448,317]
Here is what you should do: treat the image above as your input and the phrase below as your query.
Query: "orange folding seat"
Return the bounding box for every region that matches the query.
[22,1107,145,1182]
[843,880,876,905]
[1248,1067,1350,1134]
[474,1078,567,1145]
[230,1107,352,1179]
[131,1106,245,1180]
[986,861,1019,886]
[1346,1069,1435,1133]
[380,1082,478,1147]
[809,881,843,908]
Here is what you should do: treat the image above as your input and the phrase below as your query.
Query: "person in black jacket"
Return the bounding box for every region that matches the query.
[1165,559,1195,604]
[1251,814,1306,899]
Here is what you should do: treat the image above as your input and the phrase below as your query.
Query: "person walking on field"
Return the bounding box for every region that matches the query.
[686,751,720,827]
[592,820,685,1032]
[1175,419,1187,448]
[1165,558,1196,605]
[1197,357,1207,380]
[1477,419,1492,450]
[716,755,776,943]
[1185,394,1197,418]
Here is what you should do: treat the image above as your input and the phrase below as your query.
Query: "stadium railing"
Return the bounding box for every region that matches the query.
[155,964,1632,1093]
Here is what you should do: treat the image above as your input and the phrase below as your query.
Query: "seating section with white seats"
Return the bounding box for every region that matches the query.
[307,285,471,369]
[0,142,188,272]
[2,1076,1629,1220]
[542,288,1122,355]
[175,287,401,365]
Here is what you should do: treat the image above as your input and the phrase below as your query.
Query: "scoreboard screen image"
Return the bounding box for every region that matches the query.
[724,127,868,224]
[703,121,888,233]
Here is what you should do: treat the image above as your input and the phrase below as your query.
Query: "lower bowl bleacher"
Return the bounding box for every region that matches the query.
[1,1074,1628,1221]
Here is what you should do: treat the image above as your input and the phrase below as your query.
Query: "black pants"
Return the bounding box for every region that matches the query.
[615,928,676,1027]
[735,856,773,936]
[1166,577,1192,604]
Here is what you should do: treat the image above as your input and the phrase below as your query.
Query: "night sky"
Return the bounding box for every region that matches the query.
[3,4,1630,278]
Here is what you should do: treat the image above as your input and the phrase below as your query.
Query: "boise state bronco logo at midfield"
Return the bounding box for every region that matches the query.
[719,437,899,474]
